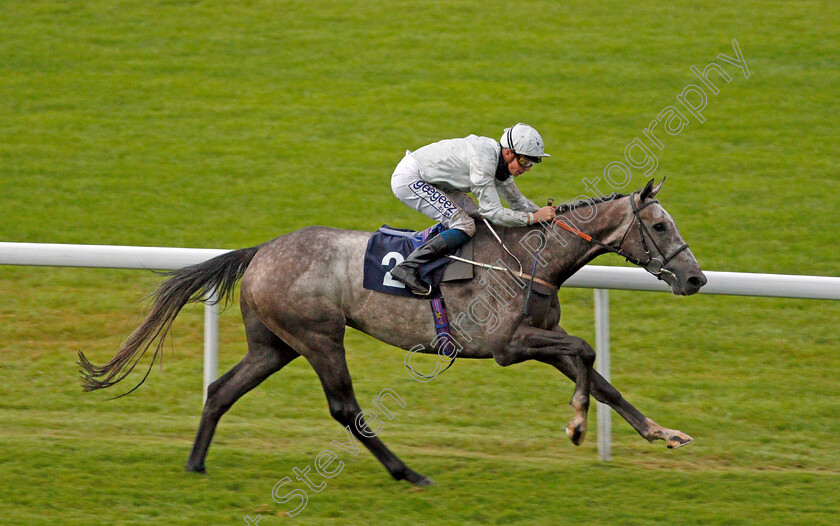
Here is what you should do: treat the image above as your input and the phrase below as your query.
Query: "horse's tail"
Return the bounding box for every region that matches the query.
[78,246,261,396]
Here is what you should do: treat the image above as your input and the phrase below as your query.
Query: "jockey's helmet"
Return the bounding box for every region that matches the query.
[500,123,551,159]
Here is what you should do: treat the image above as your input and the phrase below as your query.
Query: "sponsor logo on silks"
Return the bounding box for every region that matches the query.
[409,180,458,219]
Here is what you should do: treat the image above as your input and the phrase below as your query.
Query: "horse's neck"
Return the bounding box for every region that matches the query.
[578,194,635,248]
[515,195,634,286]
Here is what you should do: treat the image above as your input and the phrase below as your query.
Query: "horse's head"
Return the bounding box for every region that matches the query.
[617,179,707,296]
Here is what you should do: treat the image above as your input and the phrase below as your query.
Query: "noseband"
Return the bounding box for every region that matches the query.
[552,192,689,281]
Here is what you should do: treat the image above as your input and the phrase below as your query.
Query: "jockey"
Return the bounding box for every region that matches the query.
[390,123,558,295]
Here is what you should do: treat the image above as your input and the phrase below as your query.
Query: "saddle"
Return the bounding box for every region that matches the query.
[362,224,474,298]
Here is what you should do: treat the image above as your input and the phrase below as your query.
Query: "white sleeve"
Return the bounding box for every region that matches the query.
[496,178,540,212]
[469,159,531,227]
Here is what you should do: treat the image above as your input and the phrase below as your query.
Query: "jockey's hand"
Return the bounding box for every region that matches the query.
[533,206,557,224]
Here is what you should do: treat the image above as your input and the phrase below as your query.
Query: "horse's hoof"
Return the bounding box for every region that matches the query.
[402,469,433,486]
[185,462,206,473]
[666,432,693,449]
[566,421,587,446]
[414,476,435,487]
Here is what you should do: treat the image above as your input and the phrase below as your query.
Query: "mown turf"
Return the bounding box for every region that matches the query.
[1,1,838,525]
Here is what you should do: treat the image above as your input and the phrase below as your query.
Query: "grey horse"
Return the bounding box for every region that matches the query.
[79,179,706,486]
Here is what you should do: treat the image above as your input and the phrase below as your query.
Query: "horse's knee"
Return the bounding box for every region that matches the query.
[492,348,516,367]
[206,381,221,402]
[581,345,596,368]
[573,338,596,368]
[203,393,231,421]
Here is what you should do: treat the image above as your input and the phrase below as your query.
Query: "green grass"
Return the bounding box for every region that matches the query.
[1,1,839,524]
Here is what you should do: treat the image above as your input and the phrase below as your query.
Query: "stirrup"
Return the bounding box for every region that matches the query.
[390,265,433,296]
[409,282,433,297]
[397,275,433,296]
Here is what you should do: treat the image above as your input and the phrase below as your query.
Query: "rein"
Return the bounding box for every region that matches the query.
[552,192,689,281]
[444,191,690,308]
[446,216,558,293]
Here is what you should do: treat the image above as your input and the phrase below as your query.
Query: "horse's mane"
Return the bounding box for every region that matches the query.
[466,192,629,232]
[555,193,627,215]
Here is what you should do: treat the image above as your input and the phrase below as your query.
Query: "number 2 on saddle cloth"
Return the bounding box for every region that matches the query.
[362,224,450,299]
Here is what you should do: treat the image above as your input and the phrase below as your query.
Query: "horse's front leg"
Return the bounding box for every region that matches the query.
[549,326,693,450]
[493,326,595,446]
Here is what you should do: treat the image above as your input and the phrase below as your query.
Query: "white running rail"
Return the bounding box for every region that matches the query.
[2,242,839,459]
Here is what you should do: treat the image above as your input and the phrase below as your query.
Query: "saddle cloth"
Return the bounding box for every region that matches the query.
[363,224,474,298]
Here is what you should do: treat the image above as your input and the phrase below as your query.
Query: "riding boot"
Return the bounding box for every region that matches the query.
[390,234,455,296]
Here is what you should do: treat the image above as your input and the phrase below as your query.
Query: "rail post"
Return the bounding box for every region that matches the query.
[594,288,611,461]
[203,289,220,404]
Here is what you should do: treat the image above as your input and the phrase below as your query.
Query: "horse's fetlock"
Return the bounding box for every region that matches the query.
[642,419,663,442]
[389,464,410,481]
[569,394,590,413]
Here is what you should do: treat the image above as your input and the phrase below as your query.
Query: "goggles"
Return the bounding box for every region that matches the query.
[516,154,541,168]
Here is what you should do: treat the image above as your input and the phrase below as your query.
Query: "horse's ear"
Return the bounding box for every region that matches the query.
[640,177,666,200]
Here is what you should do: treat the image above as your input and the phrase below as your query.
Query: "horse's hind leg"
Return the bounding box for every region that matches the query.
[186,300,300,473]
[300,332,431,486]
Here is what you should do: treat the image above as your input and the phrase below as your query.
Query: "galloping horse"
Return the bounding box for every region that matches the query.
[79,179,706,486]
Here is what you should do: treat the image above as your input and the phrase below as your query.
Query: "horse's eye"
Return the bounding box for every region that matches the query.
[652,222,667,233]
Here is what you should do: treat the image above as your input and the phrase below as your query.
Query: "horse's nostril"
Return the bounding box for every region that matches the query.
[687,276,706,289]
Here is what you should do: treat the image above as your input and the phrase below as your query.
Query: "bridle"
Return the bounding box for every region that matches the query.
[447,191,689,319]
[552,192,689,281]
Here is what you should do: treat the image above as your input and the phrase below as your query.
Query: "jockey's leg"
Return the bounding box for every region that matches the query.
[390,154,475,295]
[389,227,470,295]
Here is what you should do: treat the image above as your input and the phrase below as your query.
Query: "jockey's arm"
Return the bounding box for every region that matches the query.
[468,156,530,226]
[469,161,555,226]
[472,182,530,226]
[496,177,540,213]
